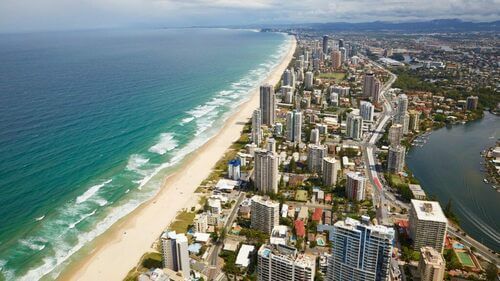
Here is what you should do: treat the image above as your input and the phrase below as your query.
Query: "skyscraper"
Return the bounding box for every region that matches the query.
[258,244,316,281]
[466,95,479,111]
[283,69,292,86]
[251,195,279,234]
[286,110,302,143]
[363,72,375,98]
[326,218,394,281]
[346,172,366,201]
[419,247,446,281]
[387,145,406,173]
[322,35,329,55]
[254,149,278,194]
[260,84,275,126]
[332,50,342,69]
[373,79,381,103]
[323,157,340,186]
[305,71,313,90]
[360,101,375,122]
[396,94,408,116]
[310,128,320,145]
[307,144,327,173]
[161,231,190,278]
[346,113,363,140]
[338,39,344,48]
[408,110,420,132]
[252,109,262,146]
[388,124,403,146]
[409,200,448,253]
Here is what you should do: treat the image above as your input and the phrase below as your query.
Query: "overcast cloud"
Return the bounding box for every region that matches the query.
[1,0,499,32]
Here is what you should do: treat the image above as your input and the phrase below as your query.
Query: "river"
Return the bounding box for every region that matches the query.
[406,112,500,252]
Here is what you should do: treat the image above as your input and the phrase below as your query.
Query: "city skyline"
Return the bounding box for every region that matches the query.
[1,0,500,32]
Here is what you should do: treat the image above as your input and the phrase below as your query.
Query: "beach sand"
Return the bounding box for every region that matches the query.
[60,35,296,281]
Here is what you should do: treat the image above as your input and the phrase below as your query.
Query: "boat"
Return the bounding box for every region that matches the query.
[483,178,488,183]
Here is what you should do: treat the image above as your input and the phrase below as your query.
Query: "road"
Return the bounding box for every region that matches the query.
[207,192,245,279]
[361,57,397,225]
[361,58,499,266]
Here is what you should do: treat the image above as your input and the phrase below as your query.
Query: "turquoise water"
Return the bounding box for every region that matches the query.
[0,28,291,280]
[407,112,500,252]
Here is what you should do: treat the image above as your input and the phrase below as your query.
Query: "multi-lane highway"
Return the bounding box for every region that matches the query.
[361,58,499,266]
[361,58,397,225]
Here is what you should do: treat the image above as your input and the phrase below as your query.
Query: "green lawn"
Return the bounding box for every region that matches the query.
[318,72,345,81]
[390,174,405,186]
[456,252,475,268]
[295,190,308,202]
[169,211,195,233]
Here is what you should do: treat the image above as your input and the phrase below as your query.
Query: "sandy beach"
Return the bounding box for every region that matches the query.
[60,35,296,281]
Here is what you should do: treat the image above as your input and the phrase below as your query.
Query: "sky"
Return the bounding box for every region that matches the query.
[0,0,499,32]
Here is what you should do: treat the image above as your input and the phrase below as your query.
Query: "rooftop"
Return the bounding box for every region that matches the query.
[236,244,255,267]
[411,199,448,223]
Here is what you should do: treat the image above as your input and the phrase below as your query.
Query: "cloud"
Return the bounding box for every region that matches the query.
[0,0,499,32]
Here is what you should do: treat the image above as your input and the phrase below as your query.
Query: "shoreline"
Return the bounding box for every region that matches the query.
[58,35,296,281]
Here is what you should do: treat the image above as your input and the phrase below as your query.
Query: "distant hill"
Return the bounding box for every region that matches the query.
[259,19,500,33]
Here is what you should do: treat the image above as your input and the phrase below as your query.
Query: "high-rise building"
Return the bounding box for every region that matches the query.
[330,85,350,97]
[346,113,363,140]
[281,85,294,104]
[338,39,344,48]
[402,112,410,135]
[466,95,479,111]
[252,109,262,146]
[313,58,320,71]
[258,244,316,281]
[332,50,342,69]
[373,79,381,103]
[409,200,448,253]
[363,72,375,98]
[161,231,190,278]
[193,213,208,233]
[339,47,347,62]
[305,71,314,90]
[228,158,241,180]
[254,149,278,194]
[388,124,403,146]
[283,69,292,86]
[330,92,339,107]
[346,172,366,201]
[387,145,406,173]
[360,101,375,122]
[419,246,446,281]
[322,35,329,55]
[251,195,279,234]
[323,157,340,186]
[260,84,275,126]
[396,94,408,116]
[310,128,320,145]
[286,110,303,143]
[408,110,420,132]
[326,218,394,281]
[307,144,327,173]
[267,138,276,153]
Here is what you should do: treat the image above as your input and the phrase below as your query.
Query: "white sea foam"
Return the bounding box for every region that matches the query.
[180,117,195,125]
[75,179,112,204]
[148,133,178,155]
[94,198,108,207]
[68,210,97,229]
[126,154,150,172]
[19,238,47,251]
[15,33,294,281]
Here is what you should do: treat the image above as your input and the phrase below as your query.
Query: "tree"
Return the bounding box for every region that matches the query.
[485,262,498,281]
[289,157,297,173]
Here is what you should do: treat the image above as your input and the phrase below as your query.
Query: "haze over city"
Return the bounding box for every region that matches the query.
[1,0,500,32]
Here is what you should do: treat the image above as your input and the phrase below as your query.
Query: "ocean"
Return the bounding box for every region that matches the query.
[0,28,291,280]
[407,112,500,252]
